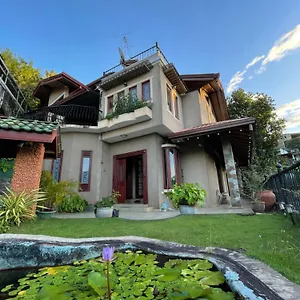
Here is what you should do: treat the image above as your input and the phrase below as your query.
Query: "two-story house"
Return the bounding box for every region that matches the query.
[26,44,255,210]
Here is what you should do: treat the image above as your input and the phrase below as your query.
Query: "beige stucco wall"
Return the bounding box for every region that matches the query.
[180,143,220,207]
[49,86,69,106]
[182,91,202,128]
[108,133,165,209]
[42,159,52,172]
[59,132,101,203]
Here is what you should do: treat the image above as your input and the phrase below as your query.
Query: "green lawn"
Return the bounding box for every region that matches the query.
[6,214,300,284]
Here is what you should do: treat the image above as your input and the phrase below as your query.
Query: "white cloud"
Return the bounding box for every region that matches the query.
[227,70,246,94]
[245,55,265,69]
[262,24,300,67]
[276,98,300,129]
[226,56,264,93]
[227,24,300,93]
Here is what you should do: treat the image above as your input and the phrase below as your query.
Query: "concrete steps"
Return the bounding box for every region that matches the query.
[114,204,153,212]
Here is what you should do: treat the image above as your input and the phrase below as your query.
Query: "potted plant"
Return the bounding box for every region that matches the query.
[242,166,273,213]
[166,183,206,215]
[37,171,78,218]
[94,191,120,218]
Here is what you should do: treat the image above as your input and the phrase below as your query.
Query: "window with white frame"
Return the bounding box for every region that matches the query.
[166,85,173,112]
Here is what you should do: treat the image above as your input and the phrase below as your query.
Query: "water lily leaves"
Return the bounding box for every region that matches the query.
[2,252,235,299]
[206,288,235,300]
[155,267,182,282]
[88,271,107,296]
[199,271,225,286]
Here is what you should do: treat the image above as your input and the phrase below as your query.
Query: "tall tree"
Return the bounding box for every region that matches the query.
[227,89,285,190]
[1,49,56,110]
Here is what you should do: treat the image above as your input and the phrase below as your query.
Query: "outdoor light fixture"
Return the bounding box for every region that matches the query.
[120,134,128,138]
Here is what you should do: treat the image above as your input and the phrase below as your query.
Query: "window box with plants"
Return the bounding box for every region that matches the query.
[166,183,206,215]
[94,191,120,218]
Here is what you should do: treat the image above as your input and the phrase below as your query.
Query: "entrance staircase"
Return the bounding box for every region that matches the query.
[114,204,153,212]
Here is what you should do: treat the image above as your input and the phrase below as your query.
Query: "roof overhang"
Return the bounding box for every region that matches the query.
[99,60,153,91]
[169,117,256,166]
[163,63,188,94]
[180,73,228,121]
[33,72,86,105]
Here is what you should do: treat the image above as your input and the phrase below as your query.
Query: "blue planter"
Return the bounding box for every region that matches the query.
[179,205,196,215]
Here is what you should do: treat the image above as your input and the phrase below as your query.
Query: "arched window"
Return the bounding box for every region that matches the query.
[162,144,181,189]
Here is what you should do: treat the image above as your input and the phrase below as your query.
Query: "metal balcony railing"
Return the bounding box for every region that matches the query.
[0,55,27,116]
[102,43,169,77]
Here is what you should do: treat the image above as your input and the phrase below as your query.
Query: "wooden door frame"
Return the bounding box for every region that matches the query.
[113,149,148,204]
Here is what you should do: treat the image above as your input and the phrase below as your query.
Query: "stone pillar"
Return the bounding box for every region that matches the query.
[11,143,45,194]
[221,137,241,207]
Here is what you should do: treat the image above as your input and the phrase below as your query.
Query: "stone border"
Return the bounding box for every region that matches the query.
[1,234,299,300]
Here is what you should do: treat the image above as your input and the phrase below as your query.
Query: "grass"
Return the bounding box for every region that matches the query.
[6,214,300,284]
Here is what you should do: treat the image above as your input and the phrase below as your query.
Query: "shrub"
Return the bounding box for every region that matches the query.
[58,195,88,213]
[39,171,78,211]
[94,191,120,208]
[0,188,46,232]
[166,183,206,209]
[105,95,148,120]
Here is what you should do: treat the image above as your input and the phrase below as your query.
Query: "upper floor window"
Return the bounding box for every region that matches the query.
[80,151,92,192]
[118,91,125,101]
[167,85,172,112]
[129,86,137,101]
[174,95,179,119]
[142,80,151,101]
[107,95,114,113]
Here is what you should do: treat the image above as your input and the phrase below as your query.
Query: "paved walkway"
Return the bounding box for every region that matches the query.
[54,205,254,220]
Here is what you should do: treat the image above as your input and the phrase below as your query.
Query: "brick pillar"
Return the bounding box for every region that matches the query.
[11,143,45,194]
[221,137,241,207]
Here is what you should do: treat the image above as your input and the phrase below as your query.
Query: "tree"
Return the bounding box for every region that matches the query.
[227,89,285,191]
[1,49,56,110]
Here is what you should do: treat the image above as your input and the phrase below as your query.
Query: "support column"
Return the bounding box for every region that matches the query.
[11,143,45,194]
[221,137,241,207]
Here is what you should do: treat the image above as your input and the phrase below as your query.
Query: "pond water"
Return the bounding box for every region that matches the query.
[0,251,242,299]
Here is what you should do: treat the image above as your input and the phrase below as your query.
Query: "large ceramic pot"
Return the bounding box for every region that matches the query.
[251,201,265,213]
[256,190,276,212]
[36,210,56,219]
[179,205,196,215]
[95,207,113,218]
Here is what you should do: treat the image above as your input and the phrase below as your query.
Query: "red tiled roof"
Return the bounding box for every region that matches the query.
[169,117,255,139]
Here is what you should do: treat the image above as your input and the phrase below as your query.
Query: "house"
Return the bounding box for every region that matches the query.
[25,44,255,210]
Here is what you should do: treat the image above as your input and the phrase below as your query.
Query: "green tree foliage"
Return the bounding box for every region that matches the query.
[227,89,285,192]
[1,49,56,110]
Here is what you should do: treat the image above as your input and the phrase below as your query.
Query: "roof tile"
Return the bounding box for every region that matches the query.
[0,117,58,134]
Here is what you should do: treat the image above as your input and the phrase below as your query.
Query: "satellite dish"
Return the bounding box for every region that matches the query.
[118,47,126,66]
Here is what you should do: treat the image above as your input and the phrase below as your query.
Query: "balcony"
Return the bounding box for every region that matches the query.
[98,105,152,133]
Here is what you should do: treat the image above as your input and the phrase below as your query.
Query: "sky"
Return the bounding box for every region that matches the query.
[1,0,300,133]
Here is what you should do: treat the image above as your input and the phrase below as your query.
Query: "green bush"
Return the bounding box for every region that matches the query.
[105,95,148,120]
[39,171,78,211]
[0,188,46,232]
[94,191,120,208]
[166,183,206,209]
[58,195,88,213]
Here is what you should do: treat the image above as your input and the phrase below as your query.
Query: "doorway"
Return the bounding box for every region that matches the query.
[113,150,148,204]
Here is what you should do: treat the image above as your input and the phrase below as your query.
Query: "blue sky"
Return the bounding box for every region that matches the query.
[1,0,300,132]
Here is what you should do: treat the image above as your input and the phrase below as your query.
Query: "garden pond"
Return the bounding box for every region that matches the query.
[0,251,238,299]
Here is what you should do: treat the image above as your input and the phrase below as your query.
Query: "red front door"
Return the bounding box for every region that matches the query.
[115,158,126,203]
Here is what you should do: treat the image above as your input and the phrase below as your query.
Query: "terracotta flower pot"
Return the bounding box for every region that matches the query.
[256,190,276,212]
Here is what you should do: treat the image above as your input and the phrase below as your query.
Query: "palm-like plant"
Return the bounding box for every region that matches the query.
[0,188,47,227]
